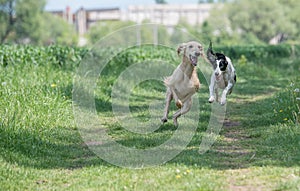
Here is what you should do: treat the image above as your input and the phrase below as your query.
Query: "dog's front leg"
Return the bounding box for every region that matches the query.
[208,75,216,103]
[173,98,192,126]
[220,82,233,105]
[161,88,172,123]
[170,88,182,108]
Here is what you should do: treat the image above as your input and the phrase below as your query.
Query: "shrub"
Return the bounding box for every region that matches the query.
[0,45,88,69]
[273,78,300,125]
[213,44,298,61]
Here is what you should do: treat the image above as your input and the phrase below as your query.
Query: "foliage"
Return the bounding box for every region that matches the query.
[212,44,298,60]
[0,45,299,190]
[0,0,78,45]
[0,45,88,68]
[0,0,46,44]
[41,13,78,46]
[88,20,170,45]
[155,0,167,4]
[87,20,136,45]
[229,0,296,43]
[273,79,300,124]
[202,0,299,44]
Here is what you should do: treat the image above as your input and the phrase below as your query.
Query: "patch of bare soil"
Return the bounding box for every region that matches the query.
[215,119,264,190]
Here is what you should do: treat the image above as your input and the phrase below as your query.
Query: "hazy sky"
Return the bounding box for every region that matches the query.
[45,0,200,12]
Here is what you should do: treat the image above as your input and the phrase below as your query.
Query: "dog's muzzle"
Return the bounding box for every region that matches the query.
[215,72,222,81]
[189,54,199,66]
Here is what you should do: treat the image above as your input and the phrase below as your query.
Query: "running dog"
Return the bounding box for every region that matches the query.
[206,41,236,105]
[161,41,204,126]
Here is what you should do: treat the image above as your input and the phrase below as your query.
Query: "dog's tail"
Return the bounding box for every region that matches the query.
[206,40,216,65]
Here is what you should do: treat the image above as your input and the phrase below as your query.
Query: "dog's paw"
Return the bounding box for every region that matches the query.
[173,118,178,127]
[195,83,200,91]
[208,96,215,103]
[176,100,183,108]
[220,98,226,105]
[161,117,168,123]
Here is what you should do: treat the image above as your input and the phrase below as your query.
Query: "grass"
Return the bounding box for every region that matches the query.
[0,46,300,190]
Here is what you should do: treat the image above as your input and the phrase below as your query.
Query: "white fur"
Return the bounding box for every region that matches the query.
[208,56,236,105]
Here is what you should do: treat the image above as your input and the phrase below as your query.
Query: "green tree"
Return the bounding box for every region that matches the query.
[202,0,298,44]
[227,0,296,43]
[0,0,46,44]
[139,19,170,44]
[87,20,136,45]
[155,0,167,4]
[170,18,195,44]
[41,13,78,45]
[278,0,300,43]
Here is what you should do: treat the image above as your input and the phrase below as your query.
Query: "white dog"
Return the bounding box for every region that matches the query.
[161,41,204,126]
[206,41,236,105]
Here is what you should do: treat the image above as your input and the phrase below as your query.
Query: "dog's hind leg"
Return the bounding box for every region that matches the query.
[161,88,173,123]
[172,98,192,126]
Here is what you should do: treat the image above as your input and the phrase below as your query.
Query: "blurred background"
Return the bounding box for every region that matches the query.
[1,0,299,46]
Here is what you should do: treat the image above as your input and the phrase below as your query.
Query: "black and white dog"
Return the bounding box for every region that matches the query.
[206,41,236,105]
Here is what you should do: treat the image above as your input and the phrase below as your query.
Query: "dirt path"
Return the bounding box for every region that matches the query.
[216,118,262,191]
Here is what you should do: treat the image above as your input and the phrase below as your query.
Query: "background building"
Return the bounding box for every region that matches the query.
[48,3,213,35]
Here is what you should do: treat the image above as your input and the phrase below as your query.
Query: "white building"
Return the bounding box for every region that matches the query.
[126,4,213,26]
[48,3,214,35]
[75,7,121,36]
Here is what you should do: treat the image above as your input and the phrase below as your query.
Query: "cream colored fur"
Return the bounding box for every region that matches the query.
[161,41,204,126]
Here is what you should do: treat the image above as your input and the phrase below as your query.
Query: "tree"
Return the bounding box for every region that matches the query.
[170,18,195,44]
[278,0,300,43]
[0,0,46,44]
[202,0,298,44]
[87,20,136,45]
[227,0,296,43]
[41,13,78,45]
[155,0,167,4]
[0,0,78,45]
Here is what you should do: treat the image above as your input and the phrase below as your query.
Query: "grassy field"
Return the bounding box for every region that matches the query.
[0,45,299,190]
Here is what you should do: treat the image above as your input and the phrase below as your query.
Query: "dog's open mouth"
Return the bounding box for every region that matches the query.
[189,55,198,66]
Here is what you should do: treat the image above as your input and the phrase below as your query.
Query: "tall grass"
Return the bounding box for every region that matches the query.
[0,44,299,190]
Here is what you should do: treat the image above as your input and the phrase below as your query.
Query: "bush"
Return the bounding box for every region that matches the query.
[273,78,300,125]
[212,44,299,61]
[0,45,88,69]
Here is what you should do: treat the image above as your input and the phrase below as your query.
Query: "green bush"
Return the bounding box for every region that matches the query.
[213,44,298,61]
[0,45,88,69]
[1,44,299,69]
[273,78,300,125]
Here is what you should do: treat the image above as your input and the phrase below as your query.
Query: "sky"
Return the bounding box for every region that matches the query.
[45,0,200,12]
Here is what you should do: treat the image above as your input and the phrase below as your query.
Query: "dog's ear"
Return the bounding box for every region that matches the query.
[216,53,228,67]
[206,41,216,65]
[216,53,226,60]
[177,43,186,56]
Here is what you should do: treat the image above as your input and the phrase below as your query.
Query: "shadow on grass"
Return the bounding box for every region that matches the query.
[0,124,109,169]
[2,59,299,170]
[1,91,299,170]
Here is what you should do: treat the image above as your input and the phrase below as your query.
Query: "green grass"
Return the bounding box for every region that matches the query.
[0,46,300,190]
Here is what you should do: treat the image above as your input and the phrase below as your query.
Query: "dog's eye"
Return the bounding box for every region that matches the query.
[219,62,227,71]
[189,45,193,48]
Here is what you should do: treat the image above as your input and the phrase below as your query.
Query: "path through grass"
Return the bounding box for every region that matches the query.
[0,48,299,190]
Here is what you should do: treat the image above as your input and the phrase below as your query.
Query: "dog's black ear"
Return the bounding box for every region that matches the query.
[177,43,186,56]
[206,41,216,65]
[216,53,228,65]
[215,53,226,60]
